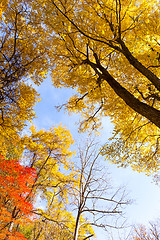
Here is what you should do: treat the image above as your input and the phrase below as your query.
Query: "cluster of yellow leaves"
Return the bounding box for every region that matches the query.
[0,0,8,19]
[0,0,61,151]
[0,83,39,158]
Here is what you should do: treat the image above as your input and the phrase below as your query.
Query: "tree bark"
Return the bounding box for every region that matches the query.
[118,39,160,91]
[86,57,160,129]
[73,208,81,240]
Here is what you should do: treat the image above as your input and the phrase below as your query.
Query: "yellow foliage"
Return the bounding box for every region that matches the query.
[0,0,8,19]
[35,0,160,173]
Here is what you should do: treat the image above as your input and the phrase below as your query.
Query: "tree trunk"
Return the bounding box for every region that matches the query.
[73,209,81,240]
[86,57,160,129]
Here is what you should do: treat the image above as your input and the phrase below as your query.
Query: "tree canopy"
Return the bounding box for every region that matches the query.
[33,0,160,174]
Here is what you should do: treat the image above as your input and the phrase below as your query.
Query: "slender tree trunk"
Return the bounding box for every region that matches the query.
[4,221,14,240]
[73,209,81,240]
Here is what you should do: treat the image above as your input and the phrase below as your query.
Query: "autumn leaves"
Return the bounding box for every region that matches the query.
[0,0,160,239]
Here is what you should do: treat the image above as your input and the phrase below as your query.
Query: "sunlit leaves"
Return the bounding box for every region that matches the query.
[37,0,160,173]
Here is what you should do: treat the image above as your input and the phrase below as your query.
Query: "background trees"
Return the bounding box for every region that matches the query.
[18,140,130,240]
[0,123,78,239]
[129,220,160,240]
[71,141,130,240]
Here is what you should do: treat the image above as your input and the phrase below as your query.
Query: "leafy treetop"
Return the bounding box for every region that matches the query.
[31,0,160,174]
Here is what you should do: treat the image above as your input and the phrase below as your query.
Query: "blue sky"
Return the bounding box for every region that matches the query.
[31,76,160,239]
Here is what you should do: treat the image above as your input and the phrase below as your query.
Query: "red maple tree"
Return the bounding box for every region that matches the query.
[0,155,36,239]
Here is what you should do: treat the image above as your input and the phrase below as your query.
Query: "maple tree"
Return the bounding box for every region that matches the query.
[28,0,160,174]
[0,155,36,240]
